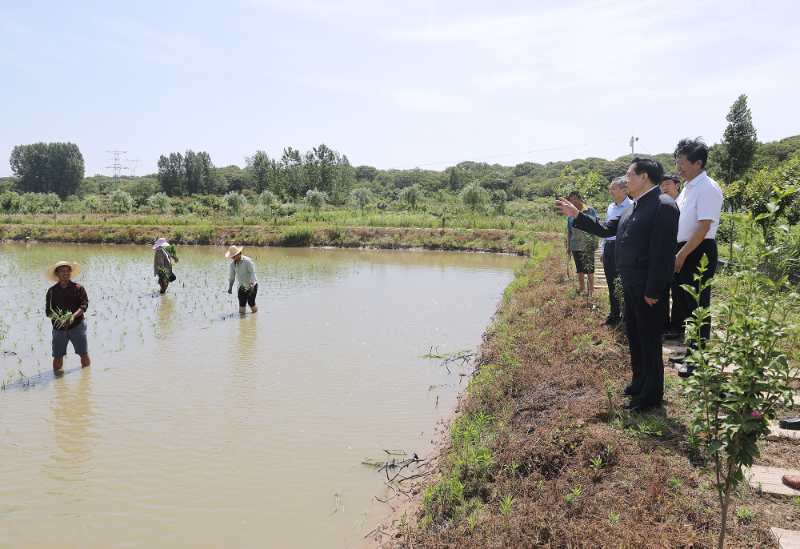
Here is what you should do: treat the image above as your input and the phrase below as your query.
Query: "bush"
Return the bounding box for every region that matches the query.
[147,192,171,213]
[461,183,490,212]
[224,191,246,216]
[305,189,326,214]
[110,190,133,213]
[0,191,21,213]
[279,226,313,246]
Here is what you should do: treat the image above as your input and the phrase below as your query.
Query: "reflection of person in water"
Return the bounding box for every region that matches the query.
[47,368,94,484]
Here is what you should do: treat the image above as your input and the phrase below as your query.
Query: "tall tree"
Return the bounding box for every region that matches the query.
[9,142,84,197]
[719,94,758,185]
[157,153,186,196]
[247,150,273,194]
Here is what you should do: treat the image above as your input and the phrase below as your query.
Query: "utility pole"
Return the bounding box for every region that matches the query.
[629,135,639,155]
[106,150,129,187]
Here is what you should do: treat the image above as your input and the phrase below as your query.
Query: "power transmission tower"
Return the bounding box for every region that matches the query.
[106,150,129,186]
[127,158,140,177]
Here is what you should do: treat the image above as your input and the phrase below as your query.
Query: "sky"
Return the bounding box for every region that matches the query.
[1,0,798,177]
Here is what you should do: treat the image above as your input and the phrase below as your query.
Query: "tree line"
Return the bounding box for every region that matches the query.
[3,95,798,220]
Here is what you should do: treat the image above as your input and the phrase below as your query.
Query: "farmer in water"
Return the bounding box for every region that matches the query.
[226,245,258,314]
[153,237,177,294]
[45,261,91,373]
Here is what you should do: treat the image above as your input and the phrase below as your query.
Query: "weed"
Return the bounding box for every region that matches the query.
[279,227,313,247]
[564,485,582,505]
[608,511,621,525]
[735,506,755,524]
[499,495,514,516]
[667,476,682,492]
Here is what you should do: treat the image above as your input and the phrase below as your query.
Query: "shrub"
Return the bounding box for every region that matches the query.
[461,183,490,212]
[110,190,133,213]
[224,191,246,216]
[147,192,171,213]
[279,226,313,246]
[305,189,326,214]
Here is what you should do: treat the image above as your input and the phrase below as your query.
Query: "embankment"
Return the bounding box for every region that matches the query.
[0,223,532,254]
[371,244,772,547]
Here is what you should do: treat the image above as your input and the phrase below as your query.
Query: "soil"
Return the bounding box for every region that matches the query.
[372,246,799,548]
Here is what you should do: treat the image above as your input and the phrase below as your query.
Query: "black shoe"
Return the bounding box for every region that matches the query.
[624,400,659,412]
[604,317,621,327]
[668,354,687,364]
[663,331,684,342]
[623,385,639,396]
[676,363,695,378]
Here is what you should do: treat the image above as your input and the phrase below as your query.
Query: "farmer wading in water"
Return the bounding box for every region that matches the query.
[226,245,258,314]
[45,261,91,373]
[153,237,177,294]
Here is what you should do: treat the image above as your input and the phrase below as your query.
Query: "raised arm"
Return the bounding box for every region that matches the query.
[555,198,619,238]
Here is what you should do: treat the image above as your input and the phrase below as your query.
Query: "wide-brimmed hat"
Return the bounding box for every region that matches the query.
[45,261,81,282]
[225,245,244,258]
[152,237,169,250]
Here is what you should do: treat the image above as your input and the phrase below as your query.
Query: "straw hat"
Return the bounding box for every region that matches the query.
[45,261,81,282]
[152,237,169,250]
[225,245,244,258]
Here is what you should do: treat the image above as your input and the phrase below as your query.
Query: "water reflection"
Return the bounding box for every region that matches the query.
[46,369,94,489]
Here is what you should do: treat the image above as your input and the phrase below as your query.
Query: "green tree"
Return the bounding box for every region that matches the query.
[9,142,84,197]
[719,94,758,185]
[110,190,133,213]
[684,251,797,549]
[399,184,422,210]
[184,150,218,195]
[492,189,507,214]
[460,182,490,212]
[247,150,277,194]
[350,187,372,213]
[305,188,326,215]
[157,153,186,196]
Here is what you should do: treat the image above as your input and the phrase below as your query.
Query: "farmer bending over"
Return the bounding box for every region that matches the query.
[45,261,91,373]
[226,245,258,314]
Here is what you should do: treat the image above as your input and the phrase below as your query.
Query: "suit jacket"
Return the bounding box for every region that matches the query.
[573,186,679,298]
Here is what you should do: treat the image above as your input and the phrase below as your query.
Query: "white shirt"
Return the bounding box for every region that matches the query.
[229,255,258,289]
[675,171,723,242]
[603,197,633,242]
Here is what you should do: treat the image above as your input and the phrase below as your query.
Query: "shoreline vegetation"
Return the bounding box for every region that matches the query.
[371,243,788,548]
[0,219,545,255]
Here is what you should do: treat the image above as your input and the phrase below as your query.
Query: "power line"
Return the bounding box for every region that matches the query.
[105,150,129,184]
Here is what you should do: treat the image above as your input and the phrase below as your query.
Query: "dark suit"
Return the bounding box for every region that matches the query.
[573,186,679,406]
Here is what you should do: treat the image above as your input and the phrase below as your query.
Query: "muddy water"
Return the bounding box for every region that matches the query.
[0,243,519,548]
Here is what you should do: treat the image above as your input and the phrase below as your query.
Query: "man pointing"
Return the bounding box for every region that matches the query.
[555,158,679,411]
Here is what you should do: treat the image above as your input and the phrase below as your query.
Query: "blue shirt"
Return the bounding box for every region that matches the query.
[603,197,633,242]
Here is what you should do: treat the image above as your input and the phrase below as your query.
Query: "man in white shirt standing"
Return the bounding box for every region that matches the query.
[226,245,259,315]
[670,138,723,376]
[601,177,633,326]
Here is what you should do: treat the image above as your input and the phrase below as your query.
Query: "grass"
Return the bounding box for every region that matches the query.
[397,239,776,548]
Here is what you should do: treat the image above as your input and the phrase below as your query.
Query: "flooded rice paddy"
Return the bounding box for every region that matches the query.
[0,243,519,548]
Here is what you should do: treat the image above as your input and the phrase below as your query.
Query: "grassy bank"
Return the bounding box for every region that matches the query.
[0,222,539,254]
[377,245,778,547]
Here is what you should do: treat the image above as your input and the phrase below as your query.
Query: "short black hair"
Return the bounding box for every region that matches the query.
[630,157,664,184]
[661,174,680,184]
[567,190,583,200]
[674,137,708,167]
